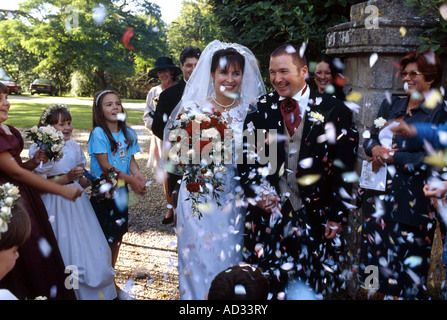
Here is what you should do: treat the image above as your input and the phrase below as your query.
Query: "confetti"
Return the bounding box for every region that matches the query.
[299,42,307,58]
[121,28,135,51]
[346,91,363,102]
[38,237,52,258]
[116,112,126,121]
[369,53,378,68]
[343,101,360,113]
[234,284,246,295]
[296,174,321,186]
[441,4,447,20]
[399,26,407,37]
[424,89,443,109]
[285,44,296,54]
[362,130,371,139]
[219,57,227,69]
[92,3,107,25]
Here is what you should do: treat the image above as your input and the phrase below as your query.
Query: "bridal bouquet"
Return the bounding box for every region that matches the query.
[26,125,65,164]
[88,168,119,200]
[168,108,229,219]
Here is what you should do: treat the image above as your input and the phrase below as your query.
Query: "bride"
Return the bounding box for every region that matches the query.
[163,40,265,300]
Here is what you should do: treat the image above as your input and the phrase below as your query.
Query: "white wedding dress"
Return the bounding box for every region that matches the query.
[30,140,117,300]
[176,102,247,300]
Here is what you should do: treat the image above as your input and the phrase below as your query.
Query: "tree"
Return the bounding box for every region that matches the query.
[0,0,168,96]
[166,0,219,62]
[208,0,363,77]
[405,0,447,55]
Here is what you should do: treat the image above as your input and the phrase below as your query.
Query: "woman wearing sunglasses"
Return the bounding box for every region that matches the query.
[359,50,446,299]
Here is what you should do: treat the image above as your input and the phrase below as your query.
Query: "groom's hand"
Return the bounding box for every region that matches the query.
[256,194,281,213]
[324,221,342,240]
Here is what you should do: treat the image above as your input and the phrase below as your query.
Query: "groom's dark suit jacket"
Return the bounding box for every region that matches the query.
[238,88,355,227]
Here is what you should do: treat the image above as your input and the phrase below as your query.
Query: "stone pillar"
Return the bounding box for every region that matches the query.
[325,0,438,297]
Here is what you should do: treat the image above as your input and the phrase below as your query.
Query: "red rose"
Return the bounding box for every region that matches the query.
[186,182,201,192]
[210,117,219,127]
[201,121,210,129]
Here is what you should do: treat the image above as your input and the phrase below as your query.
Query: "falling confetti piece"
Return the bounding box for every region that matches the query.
[343,101,360,113]
[285,44,296,54]
[38,237,52,258]
[424,150,447,169]
[116,112,126,121]
[299,42,307,58]
[299,157,313,169]
[280,262,295,271]
[362,130,371,139]
[234,284,247,295]
[346,91,363,102]
[424,89,443,109]
[99,182,112,194]
[324,84,335,95]
[399,26,407,37]
[369,53,378,68]
[296,174,321,186]
[441,4,447,20]
[92,3,107,25]
[423,51,436,65]
[121,28,135,51]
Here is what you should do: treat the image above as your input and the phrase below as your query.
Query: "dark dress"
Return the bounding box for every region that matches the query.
[359,96,447,299]
[0,125,76,300]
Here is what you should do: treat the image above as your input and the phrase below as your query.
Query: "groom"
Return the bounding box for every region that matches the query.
[238,44,356,298]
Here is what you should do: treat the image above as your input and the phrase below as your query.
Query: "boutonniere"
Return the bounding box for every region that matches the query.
[153,96,159,106]
[374,117,387,129]
[309,111,325,124]
[304,111,325,141]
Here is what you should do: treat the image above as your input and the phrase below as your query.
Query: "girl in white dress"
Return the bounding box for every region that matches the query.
[164,41,266,299]
[30,104,116,300]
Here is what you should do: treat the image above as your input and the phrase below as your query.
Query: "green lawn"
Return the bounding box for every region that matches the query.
[5,100,144,130]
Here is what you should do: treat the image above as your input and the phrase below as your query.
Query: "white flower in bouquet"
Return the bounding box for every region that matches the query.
[0,183,20,237]
[26,125,65,163]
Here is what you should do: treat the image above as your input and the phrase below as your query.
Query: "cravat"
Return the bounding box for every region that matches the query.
[280,98,301,136]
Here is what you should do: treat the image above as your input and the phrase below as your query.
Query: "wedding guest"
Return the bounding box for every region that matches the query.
[208,264,269,300]
[31,104,116,300]
[143,57,181,224]
[0,188,31,300]
[151,46,201,224]
[0,82,82,300]
[313,53,346,100]
[89,90,146,269]
[359,49,446,299]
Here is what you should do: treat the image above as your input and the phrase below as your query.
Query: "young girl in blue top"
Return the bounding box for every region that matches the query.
[88,90,147,268]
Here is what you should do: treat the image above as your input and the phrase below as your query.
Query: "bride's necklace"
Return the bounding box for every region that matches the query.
[212,94,235,109]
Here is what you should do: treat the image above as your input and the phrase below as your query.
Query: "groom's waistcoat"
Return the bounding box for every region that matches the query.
[238,88,353,223]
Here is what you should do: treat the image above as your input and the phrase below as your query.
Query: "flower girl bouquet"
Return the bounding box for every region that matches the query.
[0,183,20,237]
[85,168,119,200]
[26,125,65,167]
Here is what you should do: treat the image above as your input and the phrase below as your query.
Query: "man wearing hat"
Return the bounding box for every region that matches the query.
[143,56,181,223]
